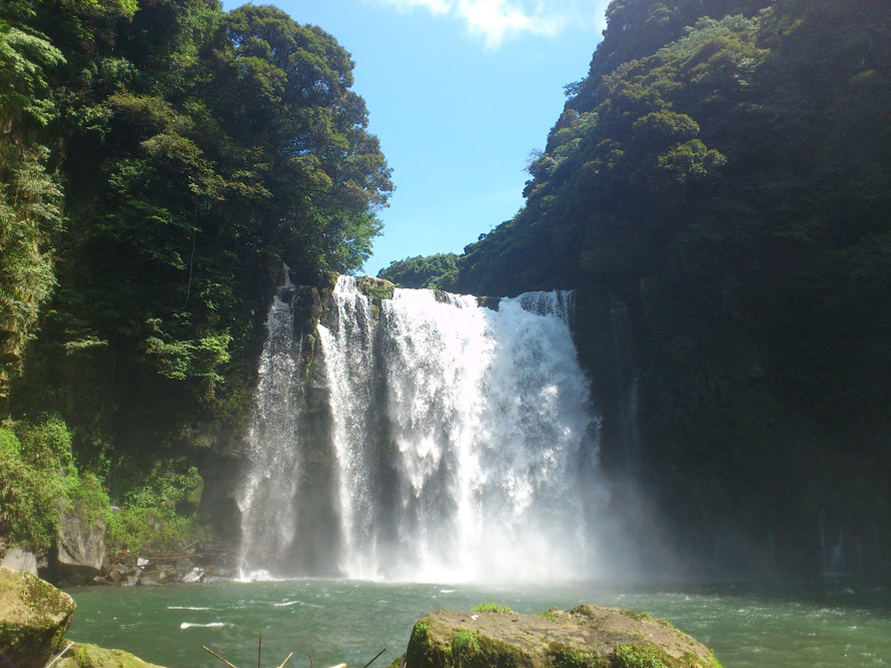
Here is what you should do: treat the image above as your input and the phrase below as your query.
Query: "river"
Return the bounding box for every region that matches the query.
[67,579,891,667]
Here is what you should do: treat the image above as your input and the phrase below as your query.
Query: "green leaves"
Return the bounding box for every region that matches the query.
[379,253,460,291]
[0,23,65,129]
[653,139,726,187]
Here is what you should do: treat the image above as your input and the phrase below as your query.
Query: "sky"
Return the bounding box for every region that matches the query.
[219,0,611,276]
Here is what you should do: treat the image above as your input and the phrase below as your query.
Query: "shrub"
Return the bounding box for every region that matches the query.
[0,419,74,549]
[105,457,210,552]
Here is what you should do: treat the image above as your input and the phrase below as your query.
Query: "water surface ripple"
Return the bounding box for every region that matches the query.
[67,580,891,668]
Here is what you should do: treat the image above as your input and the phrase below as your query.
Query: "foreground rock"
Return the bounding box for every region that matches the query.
[0,565,75,668]
[0,566,167,668]
[404,605,722,668]
[56,642,166,668]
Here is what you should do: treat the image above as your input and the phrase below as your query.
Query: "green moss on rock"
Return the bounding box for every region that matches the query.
[355,276,395,300]
[56,642,166,668]
[403,605,722,668]
[0,565,76,668]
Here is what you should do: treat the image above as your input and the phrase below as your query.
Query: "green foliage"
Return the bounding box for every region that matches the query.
[0,412,207,553]
[471,602,512,613]
[538,607,559,622]
[451,630,480,658]
[549,643,606,668]
[0,0,394,540]
[0,22,65,128]
[410,620,429,644]
[105,457,208,552]
[0,416,79,549]
[0,143,62,400]
[378,253,459,290]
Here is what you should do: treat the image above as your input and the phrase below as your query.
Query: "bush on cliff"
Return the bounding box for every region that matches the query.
[0,415,208,554]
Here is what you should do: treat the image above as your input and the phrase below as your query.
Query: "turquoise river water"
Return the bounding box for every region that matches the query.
[66,579,890,667]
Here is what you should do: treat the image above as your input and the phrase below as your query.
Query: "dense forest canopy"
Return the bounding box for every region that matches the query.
[378,252,459,290]
[385,0,891,574]
[1,0,390,550]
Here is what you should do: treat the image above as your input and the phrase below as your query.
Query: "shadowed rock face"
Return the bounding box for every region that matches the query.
[55,505,108,584]
[0,565,75,668]
[404,605,722,668]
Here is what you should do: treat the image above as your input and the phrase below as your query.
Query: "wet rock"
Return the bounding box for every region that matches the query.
[138,574,162,586]
[0,565,76,668]
[1,548,37,576]
[117,552,138,568]
[174,558,194,571]
[403,605,723,668]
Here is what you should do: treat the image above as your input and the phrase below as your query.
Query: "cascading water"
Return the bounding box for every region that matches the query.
[236,271,304,578]
[239,275,608,583]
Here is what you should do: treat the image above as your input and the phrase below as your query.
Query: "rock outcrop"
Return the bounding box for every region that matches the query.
[56,642,166,668]
[0,565,76,668]
[1,548,38,576]
[404,605,722,668]
[54,504,108,585]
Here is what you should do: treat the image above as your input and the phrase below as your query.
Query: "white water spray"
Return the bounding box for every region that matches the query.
[239,275,607,583]
[316,278,604,582]
[236,271,303,579]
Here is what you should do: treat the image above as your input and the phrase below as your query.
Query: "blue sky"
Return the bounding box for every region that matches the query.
[220,0,610,275]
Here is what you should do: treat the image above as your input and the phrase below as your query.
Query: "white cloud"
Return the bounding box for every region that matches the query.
[370,0,609,49]
[379,0,452,15]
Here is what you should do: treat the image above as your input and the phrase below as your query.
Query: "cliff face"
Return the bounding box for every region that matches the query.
[455,0,891,579]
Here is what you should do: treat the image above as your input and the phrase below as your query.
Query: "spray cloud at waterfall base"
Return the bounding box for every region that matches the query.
[237,275,628,583]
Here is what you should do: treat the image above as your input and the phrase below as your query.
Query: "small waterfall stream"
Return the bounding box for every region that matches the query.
[239,275,608,583]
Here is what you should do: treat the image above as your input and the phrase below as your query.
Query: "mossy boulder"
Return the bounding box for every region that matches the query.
[403,605,722,668]
[355,276,395,300]
[56,642,166,668]
[0,565,76,668]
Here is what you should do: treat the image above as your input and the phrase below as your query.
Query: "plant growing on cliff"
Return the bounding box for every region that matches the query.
[104,457,209,552]
[0,415,109,549]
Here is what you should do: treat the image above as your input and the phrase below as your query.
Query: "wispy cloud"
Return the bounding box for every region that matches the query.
[370,0,609,49]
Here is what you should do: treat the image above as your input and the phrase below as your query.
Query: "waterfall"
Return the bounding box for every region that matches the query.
[239,275,608,583]
[236,271,303,578]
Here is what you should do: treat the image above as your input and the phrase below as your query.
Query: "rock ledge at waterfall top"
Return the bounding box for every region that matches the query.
[404,605,723,668]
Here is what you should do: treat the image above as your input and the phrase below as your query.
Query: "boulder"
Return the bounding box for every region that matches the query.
[55,641,166,668]
[55,505,108,582]
[403,605,723,668]
[355,276,395,300]
[0,565,76,668]
[1,548,38,576]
